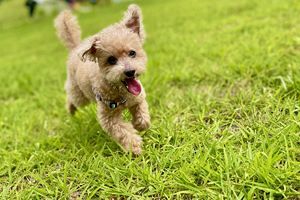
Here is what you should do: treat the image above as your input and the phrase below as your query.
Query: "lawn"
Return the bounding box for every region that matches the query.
[0,0,300,198]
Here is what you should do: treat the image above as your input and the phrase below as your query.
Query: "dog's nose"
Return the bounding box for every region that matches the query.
[124,70,135,78]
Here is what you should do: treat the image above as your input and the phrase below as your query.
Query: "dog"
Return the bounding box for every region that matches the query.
[54,5,150,155]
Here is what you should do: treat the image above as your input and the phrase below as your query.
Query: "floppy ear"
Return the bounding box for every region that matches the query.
[122,4,145,42]
[78,37,98,62]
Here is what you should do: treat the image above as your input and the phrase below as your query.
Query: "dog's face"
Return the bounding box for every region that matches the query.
[80,5,147,96]
[96,28,147,96]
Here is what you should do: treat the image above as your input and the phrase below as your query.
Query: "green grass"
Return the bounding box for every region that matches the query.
[1,0,300,198]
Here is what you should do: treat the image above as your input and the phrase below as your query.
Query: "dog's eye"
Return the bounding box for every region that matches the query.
[107,56,117,65]
[128,50,136,58]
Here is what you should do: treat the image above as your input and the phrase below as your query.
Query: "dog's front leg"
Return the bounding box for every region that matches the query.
[97,104,142,155]
[129,99,151,132]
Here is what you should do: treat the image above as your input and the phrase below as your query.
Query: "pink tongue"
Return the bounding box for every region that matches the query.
[125,78,141,96]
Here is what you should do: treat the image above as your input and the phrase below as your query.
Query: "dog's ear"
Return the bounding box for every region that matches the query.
[78,38,99,62]
[122,4,145,43]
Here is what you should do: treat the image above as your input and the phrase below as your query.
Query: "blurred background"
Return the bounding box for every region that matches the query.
[1,0,120,19]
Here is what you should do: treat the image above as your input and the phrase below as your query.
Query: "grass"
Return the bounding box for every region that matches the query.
[1,0,300,198]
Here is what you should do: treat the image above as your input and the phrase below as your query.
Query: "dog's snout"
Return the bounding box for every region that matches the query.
[124,70,135,78]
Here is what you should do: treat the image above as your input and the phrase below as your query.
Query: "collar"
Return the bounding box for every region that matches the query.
[92,87,127,109]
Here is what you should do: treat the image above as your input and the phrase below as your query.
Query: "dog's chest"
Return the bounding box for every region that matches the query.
[92,84,144,109]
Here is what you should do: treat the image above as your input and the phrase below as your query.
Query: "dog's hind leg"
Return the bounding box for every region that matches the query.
[97,104,143,155]
[65,78,89,115]
[66,98,77,115]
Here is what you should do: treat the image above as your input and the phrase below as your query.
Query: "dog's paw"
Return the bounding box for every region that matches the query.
[133,118,151,132]
[122,134,143,155]
[66,102,77,115]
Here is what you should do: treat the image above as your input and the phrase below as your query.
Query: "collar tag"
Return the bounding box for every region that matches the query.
[109,102,117,109]
[93,87,126,110]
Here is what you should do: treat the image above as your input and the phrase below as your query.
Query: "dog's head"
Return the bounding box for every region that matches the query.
[79,4,147,96]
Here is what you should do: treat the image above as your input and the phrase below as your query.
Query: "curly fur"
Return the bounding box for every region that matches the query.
[54,5,150,155]
[55,10,81,50]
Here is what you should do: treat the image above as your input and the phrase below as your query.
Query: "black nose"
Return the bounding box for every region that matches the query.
[124,70,135,78]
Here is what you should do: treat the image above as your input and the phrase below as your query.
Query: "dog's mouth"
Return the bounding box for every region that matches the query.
[122,78,141,96]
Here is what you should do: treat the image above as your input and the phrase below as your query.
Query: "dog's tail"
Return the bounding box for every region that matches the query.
[54,10,81,50]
